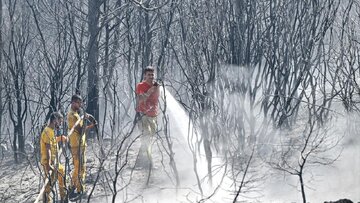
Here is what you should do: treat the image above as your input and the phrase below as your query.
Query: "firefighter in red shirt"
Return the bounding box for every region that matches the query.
[135,66,160,169]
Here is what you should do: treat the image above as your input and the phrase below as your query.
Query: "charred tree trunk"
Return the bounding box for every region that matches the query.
[86,0,101,130]
[0,0,3,139]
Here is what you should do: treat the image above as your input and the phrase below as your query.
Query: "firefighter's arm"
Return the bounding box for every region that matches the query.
[85,123,95,130]
[136,82,158,103]
[86,124,96,130]
[45,144,54,171]
[138,92,149,102]
[138,86,158,102]
[74,124,83,134]
[56,135,67,143]
[69,113,84,134]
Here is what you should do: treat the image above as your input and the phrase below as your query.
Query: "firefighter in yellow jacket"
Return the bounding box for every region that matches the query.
[40,112,67,202]
[67,94,96,196]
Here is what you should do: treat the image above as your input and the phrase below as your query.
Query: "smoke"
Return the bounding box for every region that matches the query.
[93,64,359,203]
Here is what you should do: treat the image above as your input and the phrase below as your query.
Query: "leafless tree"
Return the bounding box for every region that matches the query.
[2,0,32,163]
[0,0,3,140]
[0,0,359,202]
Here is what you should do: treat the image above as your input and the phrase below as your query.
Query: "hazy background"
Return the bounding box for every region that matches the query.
[0,0,360,202]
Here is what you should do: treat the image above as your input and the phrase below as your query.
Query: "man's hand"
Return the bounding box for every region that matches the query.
[147,86,158,95]
[46,163,55,172]
[56,135,67,143]
[154,80,162,87]
[139,85,159,102]
[86,124,96,130]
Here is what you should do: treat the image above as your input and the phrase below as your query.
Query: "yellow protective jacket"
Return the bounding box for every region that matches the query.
[40,126,58,166]
[67,109,86,147]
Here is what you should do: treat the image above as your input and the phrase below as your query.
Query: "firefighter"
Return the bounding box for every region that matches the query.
[40,112,67,202]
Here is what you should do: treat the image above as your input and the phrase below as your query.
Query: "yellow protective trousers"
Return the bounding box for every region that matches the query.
[42,164,66,202]
[70,146,86,193]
